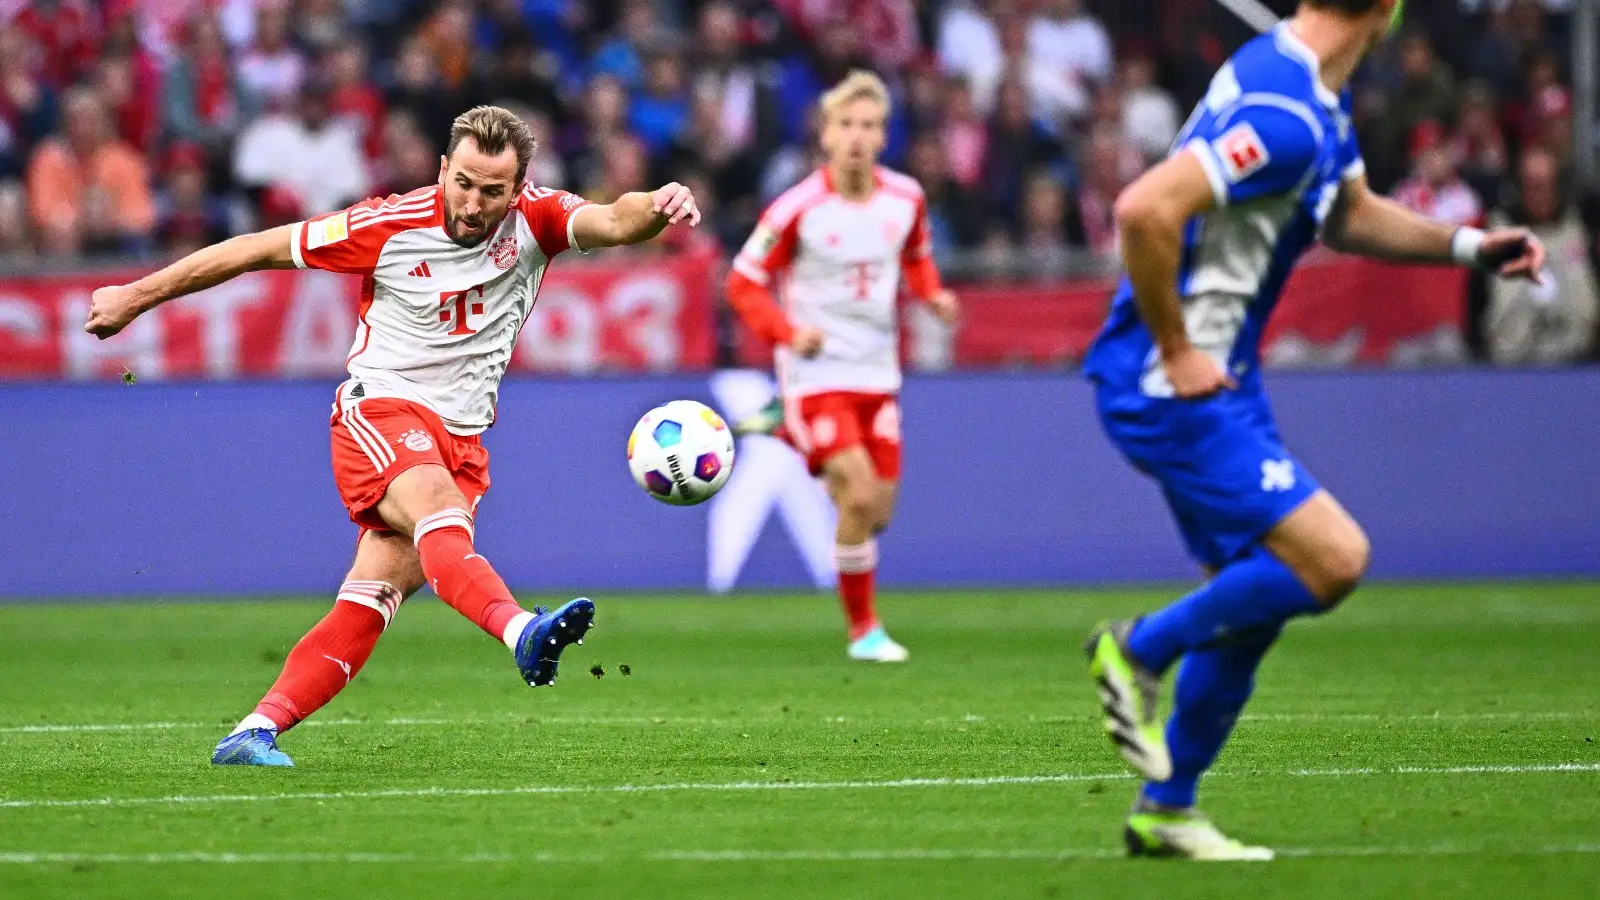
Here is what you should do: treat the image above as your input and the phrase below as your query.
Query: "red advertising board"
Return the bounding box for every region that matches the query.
[951,256,1468,368]
[0,251,720,380]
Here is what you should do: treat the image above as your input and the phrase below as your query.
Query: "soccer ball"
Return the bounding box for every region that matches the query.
[627,400,735,506]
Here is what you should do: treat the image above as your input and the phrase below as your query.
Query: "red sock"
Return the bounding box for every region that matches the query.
[255,582,399,732]
[835,540,880,641]
[414,508,525,641]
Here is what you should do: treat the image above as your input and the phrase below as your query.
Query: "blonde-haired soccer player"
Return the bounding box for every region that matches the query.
[726,71,960,662]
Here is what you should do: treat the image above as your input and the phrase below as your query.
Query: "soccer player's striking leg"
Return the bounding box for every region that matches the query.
[213,531,422,767]
[379,464,593,687]
[824,448,905,662]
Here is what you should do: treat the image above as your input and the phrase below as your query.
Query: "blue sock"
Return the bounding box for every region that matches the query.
[1126,549,1320,675]
[1142,626,1280,810]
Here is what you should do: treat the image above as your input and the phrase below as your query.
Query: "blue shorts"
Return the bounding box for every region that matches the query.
[1096,388,1320,569]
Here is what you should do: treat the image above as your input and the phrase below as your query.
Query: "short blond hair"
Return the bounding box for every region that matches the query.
[819,70,891,121]
[446,105,538,181]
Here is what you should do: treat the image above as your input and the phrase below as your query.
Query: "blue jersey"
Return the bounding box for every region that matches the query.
[1083,24,1365,402]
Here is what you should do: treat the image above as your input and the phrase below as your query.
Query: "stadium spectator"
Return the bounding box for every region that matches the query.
[233,79,369,218]
[1075,124,1136,262]
[25,85,155,255]
[155,141,228,255]
[982,11,1089,134]
[1392,121,1485,227]
[589,0,659,91]
[774,0,919,73]
[1452,79,1511,203]
[938,75,988,190]
[386,35,456,152]
[1118,52,1180,165]
[1016,169,1080,272]
[981,75,1064,224]
[563,74,631,196]
[295,0,348,56]
[691,1,775,160]
[936,0,1003,110]
[162,13,246,157]
[629,47,692,160]
[10,0,99,88]
[906,129,986,252]
[1377,31,1460,192]
[236,2,306,111]
[0,179,33,260]
[0,23,57,180]
[1028,0,1114,89]
[775,19,865,147]
[473,28,562,123]
[326,38,386,162]
[93,15,162,154]
[419,0,476,92]
[1486,148,1599,364]
[370,109,437,197]
[586,133,650,206]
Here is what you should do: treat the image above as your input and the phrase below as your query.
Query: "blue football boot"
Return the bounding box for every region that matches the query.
[211,728,294,767]
[514,598,596,686]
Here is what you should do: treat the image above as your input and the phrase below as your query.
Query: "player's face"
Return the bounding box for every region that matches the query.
[439,139,520,247]
[821,97,887,173]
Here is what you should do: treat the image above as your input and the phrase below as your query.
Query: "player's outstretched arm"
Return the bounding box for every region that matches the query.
[1114,151,1233,398]
[85,225,299,339]
[570,182,701,250]
[1323,175,1546,281]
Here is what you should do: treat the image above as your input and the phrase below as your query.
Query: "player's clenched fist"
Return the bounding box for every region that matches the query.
[649,182,701,227]
[85,284,142,340]
[790,327,825,358]
[928,289,961,325]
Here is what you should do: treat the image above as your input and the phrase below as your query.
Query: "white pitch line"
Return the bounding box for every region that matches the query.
[4,709,1595,736]
[3,844,1600,866]
[3,763,1599,812]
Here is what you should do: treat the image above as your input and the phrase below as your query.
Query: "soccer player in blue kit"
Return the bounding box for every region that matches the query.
[1081,0,1546,860]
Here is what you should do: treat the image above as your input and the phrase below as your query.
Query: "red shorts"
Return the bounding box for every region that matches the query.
[788,391,902,480]
[330,398,490,532]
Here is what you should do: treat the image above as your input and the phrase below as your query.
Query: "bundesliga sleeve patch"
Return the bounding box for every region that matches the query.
[744,225,779,260]
[1213,123,1270,183]
[306,211,351,250]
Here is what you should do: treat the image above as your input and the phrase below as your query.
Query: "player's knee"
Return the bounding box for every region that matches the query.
[839,483,877,524]
[1316,528,1371,605]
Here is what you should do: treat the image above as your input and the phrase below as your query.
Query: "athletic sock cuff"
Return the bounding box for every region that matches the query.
[335,580,403,628]
[834,540,879,574]
[414,508,474,547]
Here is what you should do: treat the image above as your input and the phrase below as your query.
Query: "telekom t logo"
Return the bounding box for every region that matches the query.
[439,285,486,335]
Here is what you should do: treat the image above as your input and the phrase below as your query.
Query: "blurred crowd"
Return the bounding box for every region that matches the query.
[0,0,1596,358]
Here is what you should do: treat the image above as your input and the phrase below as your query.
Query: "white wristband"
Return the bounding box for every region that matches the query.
[1450,227,1486,267]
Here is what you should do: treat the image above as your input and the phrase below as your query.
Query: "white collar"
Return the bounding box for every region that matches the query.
[1274,22,1342,110]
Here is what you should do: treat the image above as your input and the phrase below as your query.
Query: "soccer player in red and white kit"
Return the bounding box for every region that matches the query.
[725,72,960,662]
[83,107,702,766]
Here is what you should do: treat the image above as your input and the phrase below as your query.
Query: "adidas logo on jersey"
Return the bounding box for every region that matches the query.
[408,261,433,278]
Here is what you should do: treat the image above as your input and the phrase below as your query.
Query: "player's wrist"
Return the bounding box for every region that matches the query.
[1156,337,1195,360]
[1450,226,1487,268]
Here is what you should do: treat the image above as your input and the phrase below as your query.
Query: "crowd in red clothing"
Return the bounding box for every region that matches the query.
[0,0,1592,291]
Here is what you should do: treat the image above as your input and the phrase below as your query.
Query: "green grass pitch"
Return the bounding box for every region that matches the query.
[2,583,1598,898]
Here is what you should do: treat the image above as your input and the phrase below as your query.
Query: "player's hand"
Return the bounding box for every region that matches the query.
[1162,344,1236,400]
[1480,228,1546,284]
[84,284,143,340]
[790,327,824,358]
[928,289,961,325]
[650,182,701,228]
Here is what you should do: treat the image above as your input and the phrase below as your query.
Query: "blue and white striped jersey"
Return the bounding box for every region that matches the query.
[1084,23,1365,400]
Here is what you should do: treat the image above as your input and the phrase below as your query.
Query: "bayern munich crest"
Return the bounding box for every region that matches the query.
[489,235,518,270]
[399,429,435,452]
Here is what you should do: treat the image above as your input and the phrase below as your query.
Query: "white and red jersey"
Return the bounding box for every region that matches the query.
[727,166,944,397]
[289,183,591,435]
